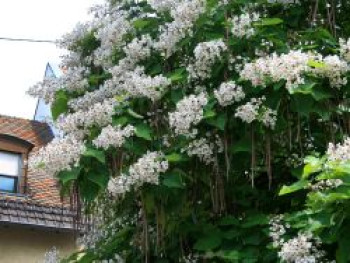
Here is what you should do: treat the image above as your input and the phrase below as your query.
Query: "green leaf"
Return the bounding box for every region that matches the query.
[86,169,109,189]
[206,113,227,130]
[58,167,81,185]
[290,82,317,95]
[163,171,185,188]
[218,216,239,226]
[133,19,152,29]
[231,137,252,153]
[83,148,106,164]
[255,18,283,26]
[135,123,152,141]
[127,108,144,119]
[165,153,187,163]
[194,235,222,251]
[279,180,309,196]
[112,116,129,126]
[167,68,187,82]
[51,90,68,120]
[241,214,268,227]
[307,60,325,68]
[303,156,323,179]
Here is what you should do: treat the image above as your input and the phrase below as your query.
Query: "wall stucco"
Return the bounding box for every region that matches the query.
[0,224,76,263]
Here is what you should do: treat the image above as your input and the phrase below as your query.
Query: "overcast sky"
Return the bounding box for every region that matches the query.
[0,0,103,119]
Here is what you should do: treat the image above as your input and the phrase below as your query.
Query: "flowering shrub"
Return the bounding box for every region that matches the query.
[28,0,350,262]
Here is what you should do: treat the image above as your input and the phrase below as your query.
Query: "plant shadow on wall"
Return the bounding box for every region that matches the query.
[28,0,350,262]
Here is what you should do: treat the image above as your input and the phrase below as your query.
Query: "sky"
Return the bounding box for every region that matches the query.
[0,0,103,119]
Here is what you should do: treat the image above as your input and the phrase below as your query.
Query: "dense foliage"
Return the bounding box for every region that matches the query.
[28,0,350,262]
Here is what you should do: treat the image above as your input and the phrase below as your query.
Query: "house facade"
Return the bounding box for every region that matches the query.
[0,115,76,263]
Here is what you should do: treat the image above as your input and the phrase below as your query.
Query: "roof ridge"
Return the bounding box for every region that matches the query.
[0,114,49,126]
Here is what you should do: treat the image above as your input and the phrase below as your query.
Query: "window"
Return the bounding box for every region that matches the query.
[0,151,22,193]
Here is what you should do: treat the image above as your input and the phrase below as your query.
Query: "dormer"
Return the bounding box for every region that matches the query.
[0,134,34,193]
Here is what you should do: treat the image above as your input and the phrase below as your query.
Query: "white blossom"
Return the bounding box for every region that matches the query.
[93,124,135,150]
[147,0,181,12]
[235,98,262,124]
[240,50,349,91]
[235,97,277,128]
[240,50,312,91]
[154,0,206,57]
[108,151,169,196]
[214,81,245,106]
[27,66,90,103]
[94,9,132,67]
[231,12,260,38]
[311,179,343,191]
[183,137,223,165]
[121,67,171,101]
[57,98,117,134]
[29,135,85,176]
[169,92,208,136]
[313,55,349,88]
[57,22,92,50]
[339,38,350,62]
[187,39,227,80]
[327,137,350,162]
[279,233,326,263]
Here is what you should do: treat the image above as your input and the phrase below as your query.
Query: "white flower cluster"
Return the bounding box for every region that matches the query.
[57,98,116,134]
[43,247,60,263]
[94,9,132,67]
[122,67,171,101]
[231,12,260,38]
[187,39,227,80]
[269,216,327,263]
[27,66,90,103]
[123,34,153,64]
[311,179,343,191]
[241,50,349,91]
[155,0,206,57]
[183,136,223,165]
[92,124,135,150]
[279,233,326,263]
[29,135,85,176]
[240,50,312,91]
[313,55,349,88]
[57,22,91,50]
[147,0,181,12]
[214,81,245,106]
[267,0,300,4]
[235,97,277,129]
[340,38,350,62]
[327,137,350,162]
[69,35,154,111]
[27,78,61,104]
[269,215,287,248]
[107,151,169,196]
[169,92,208,136]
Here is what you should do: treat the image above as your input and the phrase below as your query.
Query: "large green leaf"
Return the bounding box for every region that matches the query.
[83,148,106,164]
[86,169,109,189]
[135,123,153,141]
[255,18,283,26]
[51,90,68,120]
[162,171,185,188]
[279,180,309,196]
[57,167,81,185]
[194,234,222,251]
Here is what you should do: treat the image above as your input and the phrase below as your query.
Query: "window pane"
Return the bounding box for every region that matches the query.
[0,176,16,192]
[0,152,21,176]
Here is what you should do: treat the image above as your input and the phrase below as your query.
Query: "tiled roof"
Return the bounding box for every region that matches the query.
[0,199,75,230]
[0,115,76,230]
